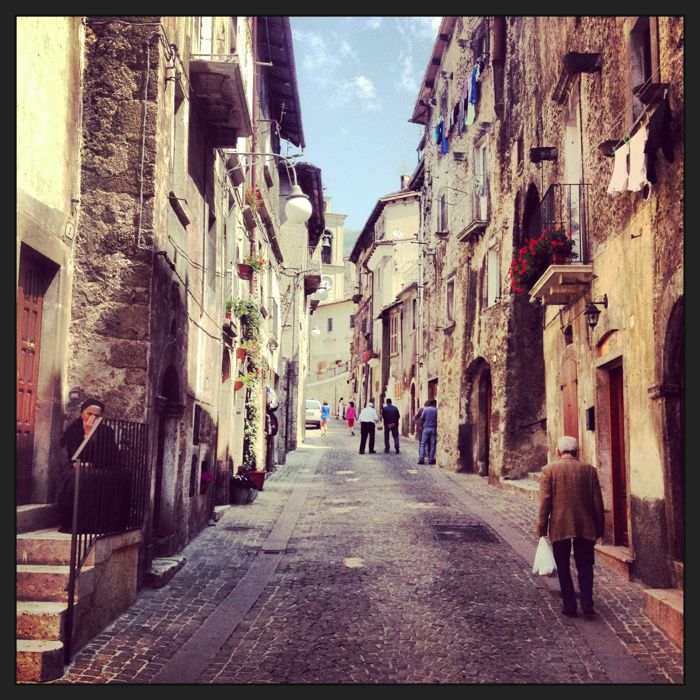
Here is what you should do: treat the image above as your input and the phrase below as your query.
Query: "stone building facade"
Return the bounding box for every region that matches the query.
[349,184,420,413]
[411,16,683,590]
[411,16,548,483]
[277,163,326,458]
[17,16,320,674]
[306,196,355,412]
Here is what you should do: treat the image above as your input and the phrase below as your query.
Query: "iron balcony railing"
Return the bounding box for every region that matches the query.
[63,416,150,663]
[539,183,591,264]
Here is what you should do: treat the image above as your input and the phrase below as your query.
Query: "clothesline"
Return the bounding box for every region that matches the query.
[595,56,682,151]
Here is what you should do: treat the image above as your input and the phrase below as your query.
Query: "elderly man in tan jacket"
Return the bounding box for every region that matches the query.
[537,436,605,618]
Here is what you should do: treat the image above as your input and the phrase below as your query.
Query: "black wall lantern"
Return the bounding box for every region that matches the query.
[584,294,608,329]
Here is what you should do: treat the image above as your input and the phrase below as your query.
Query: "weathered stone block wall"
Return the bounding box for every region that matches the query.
[420,16,548,477]
[512,17,683,587]
[68,18,160,422]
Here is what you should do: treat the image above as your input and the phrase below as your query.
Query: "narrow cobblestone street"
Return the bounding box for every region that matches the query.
[56,421,683,684]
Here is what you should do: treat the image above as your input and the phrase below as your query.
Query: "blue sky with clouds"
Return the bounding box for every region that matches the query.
[289,16,441,253]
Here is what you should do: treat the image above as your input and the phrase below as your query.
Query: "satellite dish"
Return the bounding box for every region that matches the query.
[320,276,333,291]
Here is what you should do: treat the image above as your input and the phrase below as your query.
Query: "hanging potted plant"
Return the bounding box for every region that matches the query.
[237,262,253,280]
[225,299,234,320]
[242,253,268,273]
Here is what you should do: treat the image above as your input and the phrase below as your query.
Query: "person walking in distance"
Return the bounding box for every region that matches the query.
[417,399,438,465]
[358,400,379,454]
[337,397,344,420]
[346,400,356,436]
[382,398,401,454]
[320,400,331,436]
[537,435,605,618]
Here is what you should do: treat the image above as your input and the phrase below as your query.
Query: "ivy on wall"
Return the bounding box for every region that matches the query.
[233,298,263,469]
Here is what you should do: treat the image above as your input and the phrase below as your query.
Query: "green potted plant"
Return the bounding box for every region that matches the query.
[509,228,576,293]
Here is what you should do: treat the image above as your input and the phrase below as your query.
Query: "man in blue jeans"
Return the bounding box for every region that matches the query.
[418,399,438,465]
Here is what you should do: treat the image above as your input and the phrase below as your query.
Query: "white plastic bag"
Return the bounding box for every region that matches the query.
[532,536,557,576]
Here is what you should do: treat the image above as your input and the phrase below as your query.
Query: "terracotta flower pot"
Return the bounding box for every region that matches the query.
[551,252,567,265]
[236,347,246,361]
[237,263,253,280]
[234,379,244,392]
[225,310,232,320]
[237,467,266,491]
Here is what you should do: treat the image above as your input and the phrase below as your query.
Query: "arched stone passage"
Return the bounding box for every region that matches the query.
[459,358,492,475]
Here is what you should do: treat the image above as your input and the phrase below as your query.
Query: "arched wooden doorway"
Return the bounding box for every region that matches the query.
[662,297,683,573]
[16,248,54,504]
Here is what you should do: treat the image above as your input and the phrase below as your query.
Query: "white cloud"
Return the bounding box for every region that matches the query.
[395,17,441,39]
[338,40,358,62]
[366,17,383,30]
[396,50,420,93]
[292,28,340,84]
[332,75,381,112]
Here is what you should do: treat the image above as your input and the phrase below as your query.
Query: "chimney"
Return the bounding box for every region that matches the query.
[400,175,410,190]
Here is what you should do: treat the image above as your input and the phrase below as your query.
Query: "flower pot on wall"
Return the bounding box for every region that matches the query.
[551,252,568,265]
[234,379,244,392]
[236,347,247,361]
[237,467,266,491]
[237,263,253,280]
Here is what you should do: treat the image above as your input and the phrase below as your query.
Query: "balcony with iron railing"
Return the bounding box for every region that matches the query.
[529,183,595,306]
[456,176,489,242]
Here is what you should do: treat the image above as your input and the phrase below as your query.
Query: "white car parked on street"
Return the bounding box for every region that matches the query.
[305,399,322,429]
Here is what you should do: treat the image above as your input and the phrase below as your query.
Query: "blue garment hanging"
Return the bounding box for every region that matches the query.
[469,66,478,105]
[441,131,449,155]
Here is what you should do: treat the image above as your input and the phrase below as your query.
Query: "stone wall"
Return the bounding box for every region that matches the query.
[68,17,160,421]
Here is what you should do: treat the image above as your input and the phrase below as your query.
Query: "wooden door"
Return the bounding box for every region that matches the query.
[609,365,629,545]
[561,357,579,442]
[17,252,48,504]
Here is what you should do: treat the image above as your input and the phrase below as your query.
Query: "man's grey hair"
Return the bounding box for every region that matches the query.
[557,435,578,455]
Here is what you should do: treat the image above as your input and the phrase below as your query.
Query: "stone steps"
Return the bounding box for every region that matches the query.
[643,588,684,649]
[17,529,95,566]
[16,640,65,683]
[498,476,540,501]
[17,564,95,603]
[16,601,69,640]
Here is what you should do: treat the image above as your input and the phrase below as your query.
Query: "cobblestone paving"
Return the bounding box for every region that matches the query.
[57,423,683,684]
